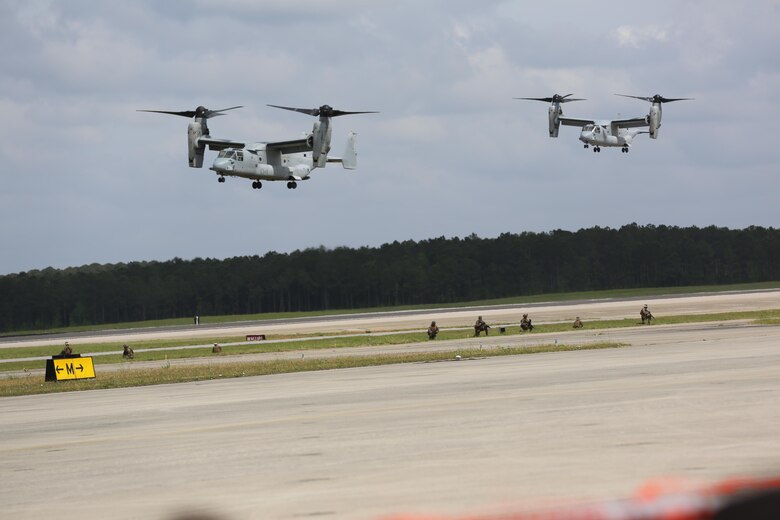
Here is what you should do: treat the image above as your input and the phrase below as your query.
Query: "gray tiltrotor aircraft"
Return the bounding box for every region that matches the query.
[516,93,692,153]
[138,104,375,189]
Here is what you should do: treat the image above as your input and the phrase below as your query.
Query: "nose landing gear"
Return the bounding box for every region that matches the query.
[217,176,226,183]
[286,181,298,189]
[251,181,263,189]
[592,146,601,153]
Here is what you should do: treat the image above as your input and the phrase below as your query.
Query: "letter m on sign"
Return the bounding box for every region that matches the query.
[66,363,75,375]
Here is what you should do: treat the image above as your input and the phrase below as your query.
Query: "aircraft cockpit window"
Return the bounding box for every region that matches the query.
[584,124,594,131]
[217,150,236,159]
[236,151,243,161]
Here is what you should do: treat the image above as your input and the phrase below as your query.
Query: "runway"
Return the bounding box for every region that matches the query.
[2,305,780,519]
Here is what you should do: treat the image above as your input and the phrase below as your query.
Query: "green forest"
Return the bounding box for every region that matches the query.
[1,224,778,333]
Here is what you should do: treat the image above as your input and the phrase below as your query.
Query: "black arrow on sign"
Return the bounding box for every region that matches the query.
[56,366,63,373]
[76,364,84,372]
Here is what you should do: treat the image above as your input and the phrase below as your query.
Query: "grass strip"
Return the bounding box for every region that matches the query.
[0,342,624,397]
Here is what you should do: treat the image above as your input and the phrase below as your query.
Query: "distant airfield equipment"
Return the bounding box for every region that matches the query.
[138,104,376,190]
[516,93,692,153]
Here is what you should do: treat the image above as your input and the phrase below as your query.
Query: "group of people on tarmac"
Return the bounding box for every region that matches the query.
[56,339,236,360]
[426,312,539,340]
[474,314,534,336]
[426,303,656,339]
[59,341,135,358]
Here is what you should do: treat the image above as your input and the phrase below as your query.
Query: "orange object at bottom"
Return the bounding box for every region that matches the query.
[381,475,780,520]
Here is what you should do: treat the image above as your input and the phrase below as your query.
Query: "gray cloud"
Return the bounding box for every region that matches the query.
[0,0,778,274]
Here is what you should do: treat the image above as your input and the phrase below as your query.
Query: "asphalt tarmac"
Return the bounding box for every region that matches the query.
[1,293,780,519]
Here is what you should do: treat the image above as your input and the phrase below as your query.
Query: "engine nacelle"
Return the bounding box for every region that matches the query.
[648,104,661,139]
[187,121,206,167]
[311,119,333,167]
[548,105,562,137]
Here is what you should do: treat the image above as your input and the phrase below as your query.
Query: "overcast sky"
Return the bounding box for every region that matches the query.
[1,0,778,275]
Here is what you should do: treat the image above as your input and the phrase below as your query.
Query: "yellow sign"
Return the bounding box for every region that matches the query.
[52,357,96,380]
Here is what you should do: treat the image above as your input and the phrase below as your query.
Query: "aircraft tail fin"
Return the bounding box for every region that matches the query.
[325,132,358,170]
[341,132,357,170]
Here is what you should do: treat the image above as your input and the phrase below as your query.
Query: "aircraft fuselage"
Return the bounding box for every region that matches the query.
[210,144,313,182]
[578,123,640,149]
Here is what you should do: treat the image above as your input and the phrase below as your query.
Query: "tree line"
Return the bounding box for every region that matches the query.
[1,224,778,333]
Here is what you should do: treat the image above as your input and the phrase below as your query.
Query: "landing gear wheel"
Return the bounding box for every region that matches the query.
[218,176,226,183]
[287,181,298,189]
[593,147,601,153]
[584,144,589,149]
[252,181,262,189]
[621,147,629,153]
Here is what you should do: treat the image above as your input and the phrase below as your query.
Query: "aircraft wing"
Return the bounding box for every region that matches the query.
[559,117,595,127]
[198,137,246,151]
[609,116,648,136]
[611,116,648,129]
[265,138,312,154]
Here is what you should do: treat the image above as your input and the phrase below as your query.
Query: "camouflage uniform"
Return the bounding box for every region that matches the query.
[520,313,534,331]
[640,305,654,324]
[474,316,489,336]
[427,321,439,340]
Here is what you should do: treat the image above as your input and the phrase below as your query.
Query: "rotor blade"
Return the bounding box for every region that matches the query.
[655,97,694,103]
[205,106,243,117]
[615,94,693,103]
[514,95,585,103]
[550,93,585,103]
[330,110,380,117]
[137,105,243,119]
[268,105,378,117]
[267,104,320,116]
[615,94,654,102]
[137,109,197,118]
